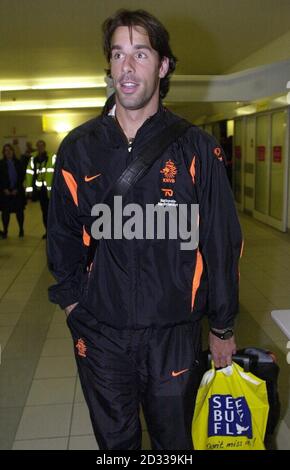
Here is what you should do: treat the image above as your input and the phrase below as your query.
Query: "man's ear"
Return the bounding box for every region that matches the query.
[159,57,169,79]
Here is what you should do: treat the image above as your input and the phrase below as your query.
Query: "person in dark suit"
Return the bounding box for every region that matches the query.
[0,143,26,238]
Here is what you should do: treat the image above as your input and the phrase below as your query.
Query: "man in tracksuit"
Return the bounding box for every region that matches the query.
[47,9,243,450]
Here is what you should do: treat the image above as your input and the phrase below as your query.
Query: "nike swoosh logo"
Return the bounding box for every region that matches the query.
[84,174,101,182]
[171,368,189,377]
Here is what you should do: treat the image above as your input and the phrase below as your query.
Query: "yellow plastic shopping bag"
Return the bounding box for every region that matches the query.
[192,362,269,450]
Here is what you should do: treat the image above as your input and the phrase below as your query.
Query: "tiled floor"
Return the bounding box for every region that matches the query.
[0,201,289,450]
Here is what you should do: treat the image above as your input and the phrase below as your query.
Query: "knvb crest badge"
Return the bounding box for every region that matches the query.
[208,395,253,439]
[160,159,177,183]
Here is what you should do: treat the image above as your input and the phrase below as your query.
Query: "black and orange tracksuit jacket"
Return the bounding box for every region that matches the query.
[47,106,242,330]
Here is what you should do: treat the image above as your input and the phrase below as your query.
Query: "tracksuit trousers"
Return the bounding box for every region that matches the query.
[66,303,202,450]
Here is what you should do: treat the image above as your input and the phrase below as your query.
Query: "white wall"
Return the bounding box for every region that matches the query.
[0,111,97,156]
[227,30,290,73]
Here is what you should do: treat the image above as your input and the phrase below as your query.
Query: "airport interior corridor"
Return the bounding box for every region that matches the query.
[0,201,289,450]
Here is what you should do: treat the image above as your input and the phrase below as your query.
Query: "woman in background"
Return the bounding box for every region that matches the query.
[0,144,26,238]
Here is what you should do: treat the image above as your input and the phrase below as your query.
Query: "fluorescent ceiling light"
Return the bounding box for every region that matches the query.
[0,76,106,92]
[273,95,288,105]
[236,105,257,116]
[0,97,106,112]
[43,114,74,133]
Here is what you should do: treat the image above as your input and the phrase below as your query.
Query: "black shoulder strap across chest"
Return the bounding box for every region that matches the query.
[109,118,191,200]
[86,118,192,268]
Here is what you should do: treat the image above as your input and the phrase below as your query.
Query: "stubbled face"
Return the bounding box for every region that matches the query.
[4,146,14,159]
[110,26,169,111]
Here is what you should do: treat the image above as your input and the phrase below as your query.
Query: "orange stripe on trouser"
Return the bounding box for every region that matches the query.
[62,169,78,206]
[191,249,203,309]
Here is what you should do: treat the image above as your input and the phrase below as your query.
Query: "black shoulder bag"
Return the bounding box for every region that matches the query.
[86,118,192,268]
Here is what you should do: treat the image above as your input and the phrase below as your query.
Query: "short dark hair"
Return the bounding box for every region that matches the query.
[36,140,46,147]
[102,9,177,99]
[2,143,15,159]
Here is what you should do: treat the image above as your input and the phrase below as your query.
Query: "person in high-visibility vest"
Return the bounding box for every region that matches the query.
[25,140,56,238]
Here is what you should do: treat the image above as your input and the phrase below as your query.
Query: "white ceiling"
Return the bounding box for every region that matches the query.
[1,0,290,79]
[1,0,290,118]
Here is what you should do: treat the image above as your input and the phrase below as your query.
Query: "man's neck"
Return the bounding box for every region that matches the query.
[115,99,159,141]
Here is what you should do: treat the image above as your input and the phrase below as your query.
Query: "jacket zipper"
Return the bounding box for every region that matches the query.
[127,140,138,328]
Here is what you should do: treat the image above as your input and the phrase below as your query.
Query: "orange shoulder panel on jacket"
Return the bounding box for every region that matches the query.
[62,169,78,207]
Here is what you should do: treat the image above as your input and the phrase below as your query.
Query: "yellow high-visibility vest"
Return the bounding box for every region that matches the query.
[25,153,56,195]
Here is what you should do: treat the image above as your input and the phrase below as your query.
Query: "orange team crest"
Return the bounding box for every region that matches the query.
[160,159,177,183]
[75,338,87,358]
[213,147,223,161]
